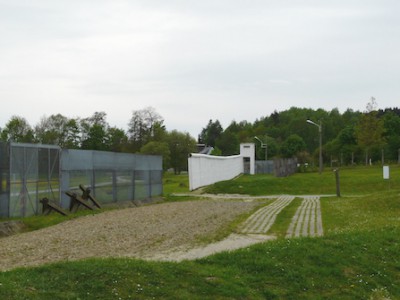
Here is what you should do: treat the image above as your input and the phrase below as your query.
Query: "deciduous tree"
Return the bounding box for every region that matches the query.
[1,116,34,143]
[281,134,306,158]
[167,130,196,174]
[35,114,80,148]
[141,141,170,170]
[80,112,109,150]
[355,98,386,165]
[128,107,164,152]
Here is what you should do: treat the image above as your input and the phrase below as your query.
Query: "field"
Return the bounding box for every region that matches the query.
[0,166,399,299]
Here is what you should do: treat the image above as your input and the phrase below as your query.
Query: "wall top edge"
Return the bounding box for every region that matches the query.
[9,142,61,150]
[189,153,243,159]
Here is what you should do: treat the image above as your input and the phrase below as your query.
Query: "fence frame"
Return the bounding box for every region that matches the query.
[0,142,162,218]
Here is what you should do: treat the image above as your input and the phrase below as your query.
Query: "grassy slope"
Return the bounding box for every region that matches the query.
[204,165,400,196]
[1,167,400,299]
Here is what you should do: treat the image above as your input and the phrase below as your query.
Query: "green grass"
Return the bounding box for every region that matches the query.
[163,171,191,199]
[322,189,400,235]
[1,166,400,299]
[199,199,272,244]
[20,209,108,232]
[1,226,399,299]
[204,165,400,196]
[268,197,302,238]
[0,207,112,233]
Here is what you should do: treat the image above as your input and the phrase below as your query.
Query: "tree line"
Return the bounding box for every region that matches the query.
[2,98,400,172]
[0,107,196,174]
[199,98,400,167]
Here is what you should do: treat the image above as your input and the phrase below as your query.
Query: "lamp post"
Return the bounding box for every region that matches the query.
[306,119,323,174]
[254,136,268,161]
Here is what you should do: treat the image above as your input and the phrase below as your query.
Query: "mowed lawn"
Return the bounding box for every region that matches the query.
[1,166,399,299]
[203,165,400,196]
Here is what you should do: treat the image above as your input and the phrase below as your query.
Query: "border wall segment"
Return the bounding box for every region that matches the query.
[188,154,244,191]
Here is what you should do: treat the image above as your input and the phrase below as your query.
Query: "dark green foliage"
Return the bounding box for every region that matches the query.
[167,130,197,174]
[141,141,171,170]
[215,129,239,155]
[197,105,400,165]
[3,104,400,167]
[199,119,223,147]
[281,134,306,158]
[355,110,386,165]
[1,116,34,143]
[81,123,108,150]
[383,111,400,161]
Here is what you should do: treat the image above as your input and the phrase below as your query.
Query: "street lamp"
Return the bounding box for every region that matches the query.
[306,119,323,174]
[254,136,268,161]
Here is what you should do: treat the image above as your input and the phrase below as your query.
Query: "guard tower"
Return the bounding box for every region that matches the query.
[240,143,255,175]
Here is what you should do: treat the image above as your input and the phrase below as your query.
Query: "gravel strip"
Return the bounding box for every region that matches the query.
[0,199,259,271]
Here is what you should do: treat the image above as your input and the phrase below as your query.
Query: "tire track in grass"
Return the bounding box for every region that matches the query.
[240,195,295,234]
[286,196,323,238]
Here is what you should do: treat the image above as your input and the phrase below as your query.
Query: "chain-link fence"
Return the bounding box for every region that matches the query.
[59,149,163,209]
[0,142,10,218]
[0,143,60,218]
[0,142,162,218]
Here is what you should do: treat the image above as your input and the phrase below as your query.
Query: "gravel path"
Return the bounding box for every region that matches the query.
[0,199,260,271]
[0,195,326,271]
[146,233,276,262]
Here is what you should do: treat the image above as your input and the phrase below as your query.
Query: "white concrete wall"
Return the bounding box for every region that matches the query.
[188,153,244,191]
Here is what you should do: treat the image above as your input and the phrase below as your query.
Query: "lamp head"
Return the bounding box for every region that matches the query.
[254,136,262,143]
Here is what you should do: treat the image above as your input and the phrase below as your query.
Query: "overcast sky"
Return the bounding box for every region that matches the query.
[1,1,400,138]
